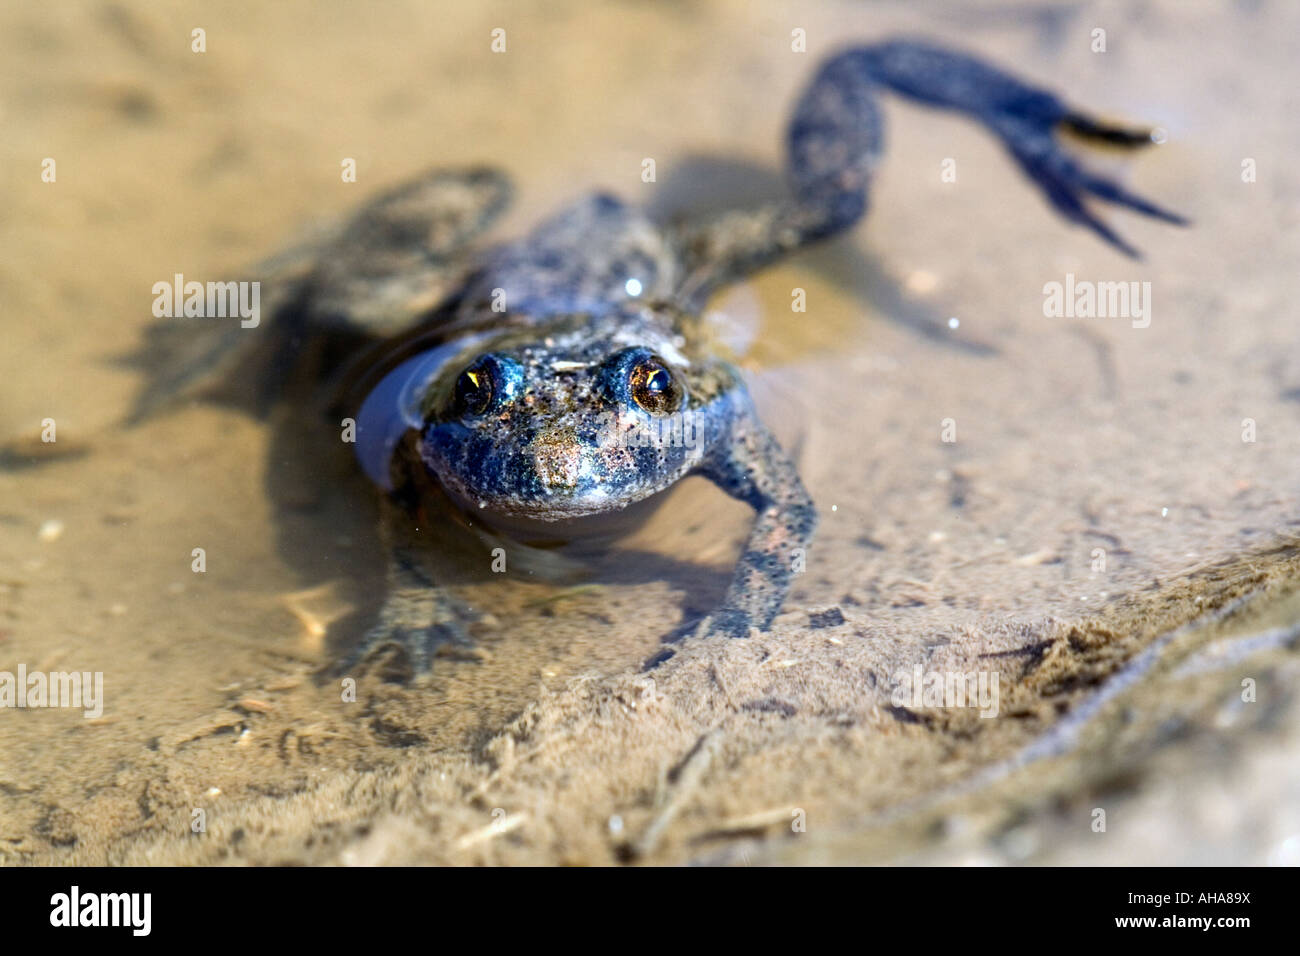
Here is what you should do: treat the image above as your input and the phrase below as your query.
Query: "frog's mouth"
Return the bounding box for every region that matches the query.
[420,413,704,524]
[452,485,677,543]
[431,447,688,524]
[437,456,642,524]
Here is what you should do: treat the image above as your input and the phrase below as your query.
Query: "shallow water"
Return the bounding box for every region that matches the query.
[2,0,1299,864]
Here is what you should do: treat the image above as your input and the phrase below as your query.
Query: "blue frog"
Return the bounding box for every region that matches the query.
[136,41,1185,676]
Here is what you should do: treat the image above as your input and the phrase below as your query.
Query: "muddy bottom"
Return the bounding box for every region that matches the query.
[2,0,1299,865]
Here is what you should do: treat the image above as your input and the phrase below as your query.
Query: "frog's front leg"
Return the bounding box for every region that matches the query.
[694,407,816,639]
[335,497,477,679]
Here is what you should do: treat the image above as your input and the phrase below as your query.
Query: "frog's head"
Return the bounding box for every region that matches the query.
[418,321,732,522]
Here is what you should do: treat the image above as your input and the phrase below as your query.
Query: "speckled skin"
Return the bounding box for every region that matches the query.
[137,41,1183,676]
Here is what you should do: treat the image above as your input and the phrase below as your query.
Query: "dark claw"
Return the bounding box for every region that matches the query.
[1060,112,1159,149]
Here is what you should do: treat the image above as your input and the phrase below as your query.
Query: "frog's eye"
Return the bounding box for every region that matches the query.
[628,356,683,416]
[454,361,493,415]
[451,354,520,417]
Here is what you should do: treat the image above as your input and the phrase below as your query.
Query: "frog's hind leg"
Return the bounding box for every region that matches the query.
[129,167,511,423]
[673,39,1185,306]
[800,42,1193,253]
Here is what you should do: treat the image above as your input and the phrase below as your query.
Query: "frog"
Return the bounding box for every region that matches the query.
[134,40,1185,676]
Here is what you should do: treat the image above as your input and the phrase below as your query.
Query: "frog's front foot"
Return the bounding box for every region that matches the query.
[334,507,482,680]
[688,407,817,644]
[336,586,479,681]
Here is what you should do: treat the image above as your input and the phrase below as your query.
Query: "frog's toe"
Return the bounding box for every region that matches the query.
[335,600,479,681]
[1010,133,1188,258]
[695,606,756,641]
[1066,163,1189,226]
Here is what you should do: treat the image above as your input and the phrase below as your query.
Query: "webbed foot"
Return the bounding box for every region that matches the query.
[1002,109,1189,258]
[847,40,1190,258]
[334,498,483,681]
[335,584,480,681]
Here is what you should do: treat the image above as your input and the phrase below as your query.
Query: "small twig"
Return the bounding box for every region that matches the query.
[631,729,722,859]
[453,812,527,851]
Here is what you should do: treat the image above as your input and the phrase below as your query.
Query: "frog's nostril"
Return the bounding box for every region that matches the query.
[531,427,582,490]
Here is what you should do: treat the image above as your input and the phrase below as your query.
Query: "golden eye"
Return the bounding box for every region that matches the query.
[454,360,494,416]
[629,358,682,416]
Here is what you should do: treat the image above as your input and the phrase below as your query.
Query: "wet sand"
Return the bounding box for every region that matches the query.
[2,0,1299,865]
